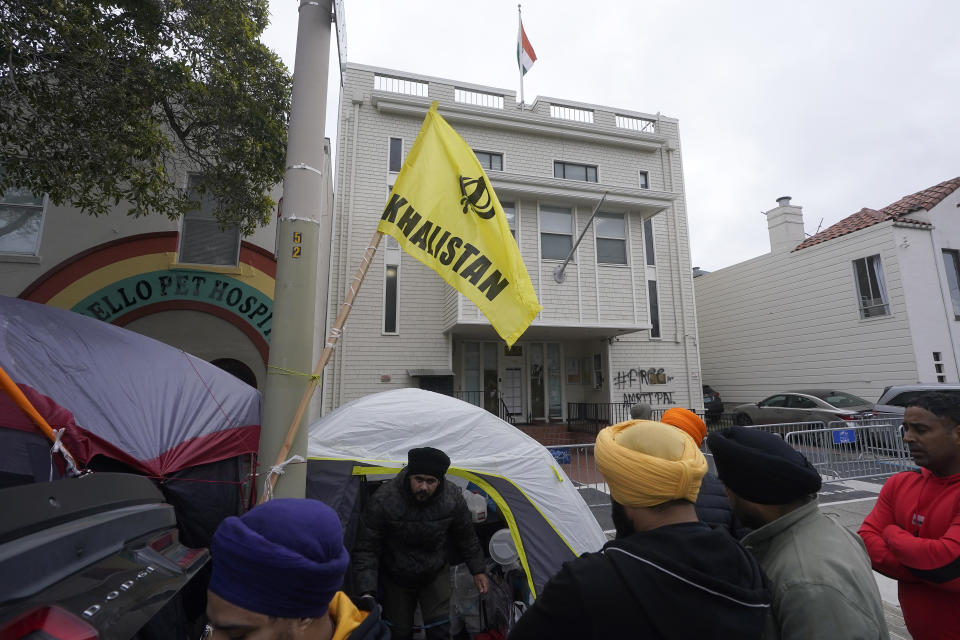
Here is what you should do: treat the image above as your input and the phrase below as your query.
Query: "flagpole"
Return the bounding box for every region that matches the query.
[0,361,81,475]
[260,229,384,502]
[518,4,524,108]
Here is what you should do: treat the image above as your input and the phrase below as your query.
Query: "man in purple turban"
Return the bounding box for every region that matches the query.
[205,498,389,639]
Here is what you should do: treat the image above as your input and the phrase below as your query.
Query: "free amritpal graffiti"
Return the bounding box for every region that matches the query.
[614,367,676,406]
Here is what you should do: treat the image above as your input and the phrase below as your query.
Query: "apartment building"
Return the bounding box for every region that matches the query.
[324,64,702,421]
[695,177,960,405]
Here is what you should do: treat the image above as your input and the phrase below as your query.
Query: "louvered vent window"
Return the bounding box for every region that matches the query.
[178,174,240,266]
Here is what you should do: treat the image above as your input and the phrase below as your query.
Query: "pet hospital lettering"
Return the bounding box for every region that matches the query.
[72,270,273,340]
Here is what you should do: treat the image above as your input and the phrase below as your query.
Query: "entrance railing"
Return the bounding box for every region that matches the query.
[454,390,517,425]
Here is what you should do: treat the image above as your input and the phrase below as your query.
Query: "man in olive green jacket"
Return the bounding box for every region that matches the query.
[708,427,888,640]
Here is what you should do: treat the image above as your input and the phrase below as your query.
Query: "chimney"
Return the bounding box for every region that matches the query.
[765,196,805,254]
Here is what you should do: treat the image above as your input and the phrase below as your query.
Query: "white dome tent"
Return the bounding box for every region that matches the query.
[305,388,606,598]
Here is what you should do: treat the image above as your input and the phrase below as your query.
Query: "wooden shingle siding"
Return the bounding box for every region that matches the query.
[695,222,918,404]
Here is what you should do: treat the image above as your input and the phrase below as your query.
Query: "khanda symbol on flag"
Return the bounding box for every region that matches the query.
[377,102,542,347]
[458,175,495,219]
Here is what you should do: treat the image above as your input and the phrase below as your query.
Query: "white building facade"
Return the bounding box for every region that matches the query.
[324,64,702,421]
[695,178,960,405]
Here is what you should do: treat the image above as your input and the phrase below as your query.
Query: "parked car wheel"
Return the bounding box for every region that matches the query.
[734,413,753,426]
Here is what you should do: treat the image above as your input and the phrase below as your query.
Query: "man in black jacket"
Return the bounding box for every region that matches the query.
[353,447,488,640]
[509,420,770,640]
[661,408,751,539]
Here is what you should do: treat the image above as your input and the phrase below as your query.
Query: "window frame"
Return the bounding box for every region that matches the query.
[539,205,574,261]
[474,150,504,172]
[852,254,890,318]
[647,279,661,339]
[388,137,404,173]
[638,171,649,189]
[595,212,627,265]
[502,201,517,242]
[553,161,598,183]
[0,185,47,258]
[643,218,656,266]
[382,262,399,334]
[177,173,241,267]
[942,249,960,319]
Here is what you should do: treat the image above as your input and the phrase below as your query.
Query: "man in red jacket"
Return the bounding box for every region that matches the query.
[859,392,960,640]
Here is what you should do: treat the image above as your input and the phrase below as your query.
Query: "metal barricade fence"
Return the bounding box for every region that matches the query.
[784,418,913,481]
[545,419,910,509]
[549,421,828,502]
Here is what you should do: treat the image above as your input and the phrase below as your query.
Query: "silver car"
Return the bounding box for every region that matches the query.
[733,390,874,426]
[874,384,960,418]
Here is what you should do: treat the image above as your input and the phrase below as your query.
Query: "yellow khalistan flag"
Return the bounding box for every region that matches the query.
[377,102,541,347]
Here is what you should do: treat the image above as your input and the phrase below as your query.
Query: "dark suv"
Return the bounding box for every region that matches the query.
[703,385,724,421]
[0,473,208,639]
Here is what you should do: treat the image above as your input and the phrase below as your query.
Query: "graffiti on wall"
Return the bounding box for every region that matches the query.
[613,367,673,389]
[614,366,676,406]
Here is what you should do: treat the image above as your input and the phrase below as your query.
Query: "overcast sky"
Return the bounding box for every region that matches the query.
[262,0,959,271]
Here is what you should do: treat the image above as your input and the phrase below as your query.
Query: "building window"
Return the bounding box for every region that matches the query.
[648,280,661,338]
[474,151,503,172]
[540,205,572,260]
[596,213,627,265]
[943,250,960,318]
[383,235,400,334]
[0,183,46,256]
[178,174,240,266]
[643,218,655,266]
[554,161,597,183]
[388,137,403,173]
[592,353,603,390]
[852,255,889,318]
[384,264,399,333]
[502,201,517,240]
[639,171,649,189]
[933,352,946,383]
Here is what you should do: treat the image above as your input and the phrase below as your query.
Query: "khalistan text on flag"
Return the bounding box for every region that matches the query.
[517,19,537,75]
[377,102,542,347]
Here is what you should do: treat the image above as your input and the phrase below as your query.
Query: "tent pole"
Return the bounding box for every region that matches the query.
[260,230,384,502]
[0,361,81,475]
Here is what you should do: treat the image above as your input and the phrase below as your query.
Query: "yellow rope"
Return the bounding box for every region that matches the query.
[267,365,323,384]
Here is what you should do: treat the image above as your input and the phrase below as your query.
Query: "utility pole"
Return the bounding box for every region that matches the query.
[258,0,334,499]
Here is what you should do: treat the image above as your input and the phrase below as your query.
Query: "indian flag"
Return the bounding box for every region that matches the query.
[517,19,537,75]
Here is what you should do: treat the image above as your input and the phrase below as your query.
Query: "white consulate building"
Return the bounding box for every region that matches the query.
[323,64,703,422]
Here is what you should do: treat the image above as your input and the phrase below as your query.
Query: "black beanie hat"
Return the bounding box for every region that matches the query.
[706,426,822,505]
[407,447,451,479]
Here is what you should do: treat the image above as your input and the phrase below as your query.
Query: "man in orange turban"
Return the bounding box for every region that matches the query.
[509,420,770,640]
[661,408,748,538]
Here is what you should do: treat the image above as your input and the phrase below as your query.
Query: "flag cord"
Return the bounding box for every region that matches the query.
[260,230,383,502]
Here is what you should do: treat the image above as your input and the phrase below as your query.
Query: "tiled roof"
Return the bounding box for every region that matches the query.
[793,177,960,251]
